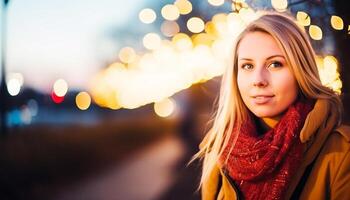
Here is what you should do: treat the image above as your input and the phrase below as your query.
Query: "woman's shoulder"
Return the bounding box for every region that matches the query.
[334,124,350,142]
[320,124,350,160]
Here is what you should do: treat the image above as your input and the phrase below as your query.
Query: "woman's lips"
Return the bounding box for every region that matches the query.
[251,95,274,104]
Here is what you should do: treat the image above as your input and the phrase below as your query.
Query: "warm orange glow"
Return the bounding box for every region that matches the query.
[53,79,68,97]
[143,33,161,50]
[161,21,180,37]
[118,47,136,63]
[76,92,91,110]
[187,17,205,33]
[174,0,192,15]
[139,8,156,24]
[309,25,322,40]
[161,4,180,21]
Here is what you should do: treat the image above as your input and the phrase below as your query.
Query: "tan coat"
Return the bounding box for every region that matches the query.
[202,100,350,200]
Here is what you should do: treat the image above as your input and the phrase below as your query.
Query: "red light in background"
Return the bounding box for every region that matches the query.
[51,91,64,104]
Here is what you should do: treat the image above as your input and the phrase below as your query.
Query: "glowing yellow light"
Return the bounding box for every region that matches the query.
[172,33,193,50]
[53,79,68,97]
[187,17,205,33]
[348,25,350,34]
[309,25,322,40]
[139,8,156,24]
[208,0,225,6]
[118,47,136,63]
[212,13,227,24]
[174,0,192,15]
[161,4,180,21]
[76,92,91,110]
[154,98,176,117]
[7,78,21,96]
[324,55,338,69]
[143,33,161,50]
[205,21,217,36]
[192,33,214,46]
[271,0,288,12]
[161,21,180,37]
[108,62,126,71]
[317,55,342,94]
[296,11,311,26]
[331,15,344,30]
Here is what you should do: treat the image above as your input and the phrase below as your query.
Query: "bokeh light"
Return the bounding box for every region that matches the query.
[139,8,156,24]
[76,92,91,110]
[296,11,311,26]
[208,0,225,7]
[317,55,342,94]
[174,0,192,15]
[27,99,39,116]
[187,17,205,33]
[143,33,162,50]
[51,91,65,104]
[161,21,180,37]
[53,79,68,97]
[309,25,322,40]
[331,15,344,30]
[154,98,176,118]
[118,47,136,64]
[7,78,21,96]
[161,4,180,21]
[172,33,193,50]
[271,0,288,12]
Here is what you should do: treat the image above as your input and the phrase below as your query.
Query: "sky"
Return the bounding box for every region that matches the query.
[3,0,148,92]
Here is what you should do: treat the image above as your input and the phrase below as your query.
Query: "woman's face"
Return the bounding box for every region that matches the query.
[237,31,299,119]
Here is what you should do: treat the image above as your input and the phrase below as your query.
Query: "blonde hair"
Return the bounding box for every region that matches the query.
[193,12,343,188]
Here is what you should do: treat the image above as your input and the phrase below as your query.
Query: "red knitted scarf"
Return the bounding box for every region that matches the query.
[219,100,313,200]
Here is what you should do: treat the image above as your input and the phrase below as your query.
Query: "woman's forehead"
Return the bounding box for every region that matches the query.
[237,32,284,60]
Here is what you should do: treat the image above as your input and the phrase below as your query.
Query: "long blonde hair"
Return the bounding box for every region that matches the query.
[193,12,343,187]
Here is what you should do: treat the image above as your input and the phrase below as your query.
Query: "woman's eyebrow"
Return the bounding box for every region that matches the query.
[238,55,285,61]
[266,55,285,60]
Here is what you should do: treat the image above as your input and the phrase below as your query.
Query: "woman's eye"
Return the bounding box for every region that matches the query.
[241,64,253,70]
[269,61,283,68]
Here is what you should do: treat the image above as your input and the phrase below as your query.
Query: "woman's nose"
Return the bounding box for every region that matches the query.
[252,68,268,87]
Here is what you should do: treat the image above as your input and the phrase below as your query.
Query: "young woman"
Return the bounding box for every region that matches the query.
[194,12,350,200]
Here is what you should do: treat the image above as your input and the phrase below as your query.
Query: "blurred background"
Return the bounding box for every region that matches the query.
[0,0,349,199]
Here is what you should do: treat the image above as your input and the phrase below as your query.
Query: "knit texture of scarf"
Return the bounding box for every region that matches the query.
[219,100,313,200]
